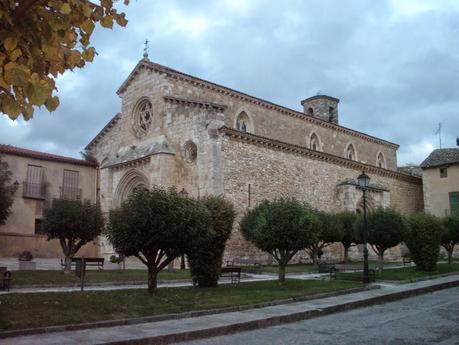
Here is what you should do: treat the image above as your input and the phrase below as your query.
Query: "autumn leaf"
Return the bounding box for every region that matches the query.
[81,20,95,35]
[82,47,96,62]
[25,76,52,106]
[101,16,114,29]
[60,3,71,15]
[2,96,22,119]
[4,62,30,87]
[45,96,60,112]
[4,37,17,51]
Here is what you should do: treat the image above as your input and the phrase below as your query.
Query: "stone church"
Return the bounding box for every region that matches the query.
[86,54,424,261]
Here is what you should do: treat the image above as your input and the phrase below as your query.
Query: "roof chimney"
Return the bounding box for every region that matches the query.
[301,95,340,125]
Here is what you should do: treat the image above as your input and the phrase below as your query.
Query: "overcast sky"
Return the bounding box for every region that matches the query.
[1,0,458,166]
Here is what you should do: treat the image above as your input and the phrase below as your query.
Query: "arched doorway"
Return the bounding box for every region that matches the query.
[113,169,149,207]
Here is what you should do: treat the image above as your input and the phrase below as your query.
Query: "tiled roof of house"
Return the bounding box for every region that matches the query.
[420,148,459,168]
[0,144,98,167]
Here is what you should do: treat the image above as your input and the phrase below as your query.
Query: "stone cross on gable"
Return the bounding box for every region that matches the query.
[143,39,149,58]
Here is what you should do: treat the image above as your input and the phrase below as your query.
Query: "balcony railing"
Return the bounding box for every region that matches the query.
[23,182,46,199]
[60,186,82,200]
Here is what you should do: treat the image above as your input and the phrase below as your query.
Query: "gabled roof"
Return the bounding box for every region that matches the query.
[420,148,459,169]
[85,113,121,150]
[114,58,398,147]
[0,144,98,167]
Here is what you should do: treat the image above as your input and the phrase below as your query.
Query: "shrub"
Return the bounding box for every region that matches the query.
[240,198,318,282]
[441,215,459,264]
[187,196,235,288]
[405,213,443,271]
[354,207,406,271]
[43,199,104,273]
[18,250,33,261]
[107,187,212,293]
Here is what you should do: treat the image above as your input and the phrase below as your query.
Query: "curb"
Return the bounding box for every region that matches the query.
[0,285,374,339]
[10,279,190,289]
[103,279,459,345]
[378,271,459,285]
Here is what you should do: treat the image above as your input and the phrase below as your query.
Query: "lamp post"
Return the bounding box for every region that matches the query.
[357,171,370,284]
[179,188,189,270]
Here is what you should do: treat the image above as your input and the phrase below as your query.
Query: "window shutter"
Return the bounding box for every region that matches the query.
[450,192,459,216]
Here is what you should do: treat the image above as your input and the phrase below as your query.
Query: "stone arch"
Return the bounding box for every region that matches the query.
[344,142,357,161]
[234,109,253,133]
[376,151,386,169]
[100,157,109,168]
[113,169,149,207]
[309,132,322,151]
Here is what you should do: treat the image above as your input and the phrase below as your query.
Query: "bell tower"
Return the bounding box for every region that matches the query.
[301,95,340,125]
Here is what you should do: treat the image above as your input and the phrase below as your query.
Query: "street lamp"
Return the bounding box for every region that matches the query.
[357,171,370,284]
[178,188,189,270]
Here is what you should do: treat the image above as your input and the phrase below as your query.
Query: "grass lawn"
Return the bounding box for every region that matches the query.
[0,279,361,331]
[11,269,191,286]
[260,260,401,274]
[376,263,459,281]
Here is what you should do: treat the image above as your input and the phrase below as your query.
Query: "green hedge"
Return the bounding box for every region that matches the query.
[405,213,443,271]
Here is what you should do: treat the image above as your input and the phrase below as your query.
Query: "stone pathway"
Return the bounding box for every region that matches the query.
[1,274,457,345]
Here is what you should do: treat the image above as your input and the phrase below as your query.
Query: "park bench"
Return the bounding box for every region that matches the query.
[317,262,336,273]
[330,268,376,282]
[0,267,12,291]
[402,256,412,266]
[227,258,262,273]
[60,257,105,270]
[220,266,241,283]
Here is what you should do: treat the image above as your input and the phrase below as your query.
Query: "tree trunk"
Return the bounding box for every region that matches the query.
[148,267,158,294]
[447,250,453,264]
[309,248,318,265]
[378,252,384,272]
[343,246,349,263]
[64,255,72,274]
[278,263,286,282]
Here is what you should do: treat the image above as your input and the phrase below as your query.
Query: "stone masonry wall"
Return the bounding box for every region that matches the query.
[221,133,423,263]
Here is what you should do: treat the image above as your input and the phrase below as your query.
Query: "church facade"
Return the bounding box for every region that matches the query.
[86,56,423,261]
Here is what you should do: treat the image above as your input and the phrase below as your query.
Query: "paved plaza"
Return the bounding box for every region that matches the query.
[186,286,459,345]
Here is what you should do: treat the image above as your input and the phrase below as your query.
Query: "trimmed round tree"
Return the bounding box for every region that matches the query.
[240,198,318,282]
[0,155,17,225]
[106,187,212,293]
[441,216,459,264]
[43,199,104,273]
[354,207,406,272]
[405,213,443,271]
[336,211,358,263]
[306,211,343,265]
[187,196,236,288]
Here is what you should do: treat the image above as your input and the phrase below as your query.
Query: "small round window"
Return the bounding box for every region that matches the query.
[133,98,153,137]
[184,140,197,163]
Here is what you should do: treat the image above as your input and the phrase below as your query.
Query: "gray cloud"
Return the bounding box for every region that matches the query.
[1,0,458,165]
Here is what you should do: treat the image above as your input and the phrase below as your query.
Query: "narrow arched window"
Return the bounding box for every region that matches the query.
[346,144,356,161]
[377,152,385,168]
[310,133,320,151]
[307,107,314,116]
[236,111,251,133]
